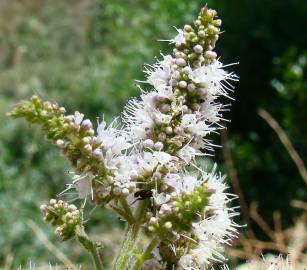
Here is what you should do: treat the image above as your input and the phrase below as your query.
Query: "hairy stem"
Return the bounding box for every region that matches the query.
[111,204,134,224]
[130,237,160,270]
[114,200,148,270]
[119,197,135,223]
[76,227,103,270]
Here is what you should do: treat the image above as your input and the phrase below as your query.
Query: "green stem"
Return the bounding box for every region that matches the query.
[119,198,135,223]
[76,227,103,270]
[130,237,159,270]
[114,201,148,270]
[111,204,134,224]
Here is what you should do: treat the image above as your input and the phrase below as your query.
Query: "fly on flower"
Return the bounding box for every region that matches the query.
[134,189,153,200]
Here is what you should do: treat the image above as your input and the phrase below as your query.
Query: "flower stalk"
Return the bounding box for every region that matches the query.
[130,237,160,270]
[76,227,104,270]
[114,201,148,270]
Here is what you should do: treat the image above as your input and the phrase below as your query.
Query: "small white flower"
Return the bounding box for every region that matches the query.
[144,54,174,89]
[182,175,199,192]
[193,209,238,244]
[179,242,225,269]
[178,254,194,270]
[153,191,171,205]
[177,146,197,163]
[97,120,130,155]
[199,97,223,124]
[181,114,213,137]
[73,173,93,198]
[154,111,172,125]
[123,97,155,140]
[189,60,237,96]
[171,28,185,44]
[237,255,292,270]
[152,151,172,165]
[164,173,182,192]
[73,111,84,125]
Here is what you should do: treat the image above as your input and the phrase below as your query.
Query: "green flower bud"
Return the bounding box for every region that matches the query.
[40,199,82,241]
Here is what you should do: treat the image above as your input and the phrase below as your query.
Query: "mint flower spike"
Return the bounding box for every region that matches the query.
[8,95,101,173]
[8,96,135,205]
[123,6,238,160]
[120,5,239,269]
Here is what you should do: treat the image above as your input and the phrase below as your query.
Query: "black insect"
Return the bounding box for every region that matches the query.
[134,189,153,200]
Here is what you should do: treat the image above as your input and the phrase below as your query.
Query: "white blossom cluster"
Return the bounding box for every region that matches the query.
[67,6,239,269]
[231,255,292,270]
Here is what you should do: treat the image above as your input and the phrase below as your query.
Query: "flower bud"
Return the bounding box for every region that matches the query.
[153,171,162,180]
[143,139,154,148]
[182,66,192,74]
[176,58,187,67]
[158,132,166,142]
[65,212,73,219]
[82,136,91,144]
[149,217,158,225]
[182,105,188,113]
[178,81,187,88]
[88,129,95,136]
[81,119,92,130]
[68,204,77,211]
[205,50,217,59]
[174,126,184,135]
[130,170,139,181]
[93,148,103,159]
[160,204,172,214]
[154,141,164,151]
[113,187,122,196]
[49,199,57,205]
[106,176,114,184]
[193,44,203,54]
[122,188,130,197]
[197,88,207,95]
[184,24,192,32]
[83,144,92,153]
[165,126,173,134]
[56,139,66,148]
[40,204,47,212]
[187,83,196,92]
[214,19,222,26]
[164,222,172,229]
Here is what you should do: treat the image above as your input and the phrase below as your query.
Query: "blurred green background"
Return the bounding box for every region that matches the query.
[0,0,306,268]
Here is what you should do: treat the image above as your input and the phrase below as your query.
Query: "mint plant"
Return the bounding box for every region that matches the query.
[9,5,240,270]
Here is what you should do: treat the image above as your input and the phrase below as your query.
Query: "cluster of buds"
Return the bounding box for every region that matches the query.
[173,6,221,67]
[9,96,105,175]
[148,183,211,239]
[40,199,82,241]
